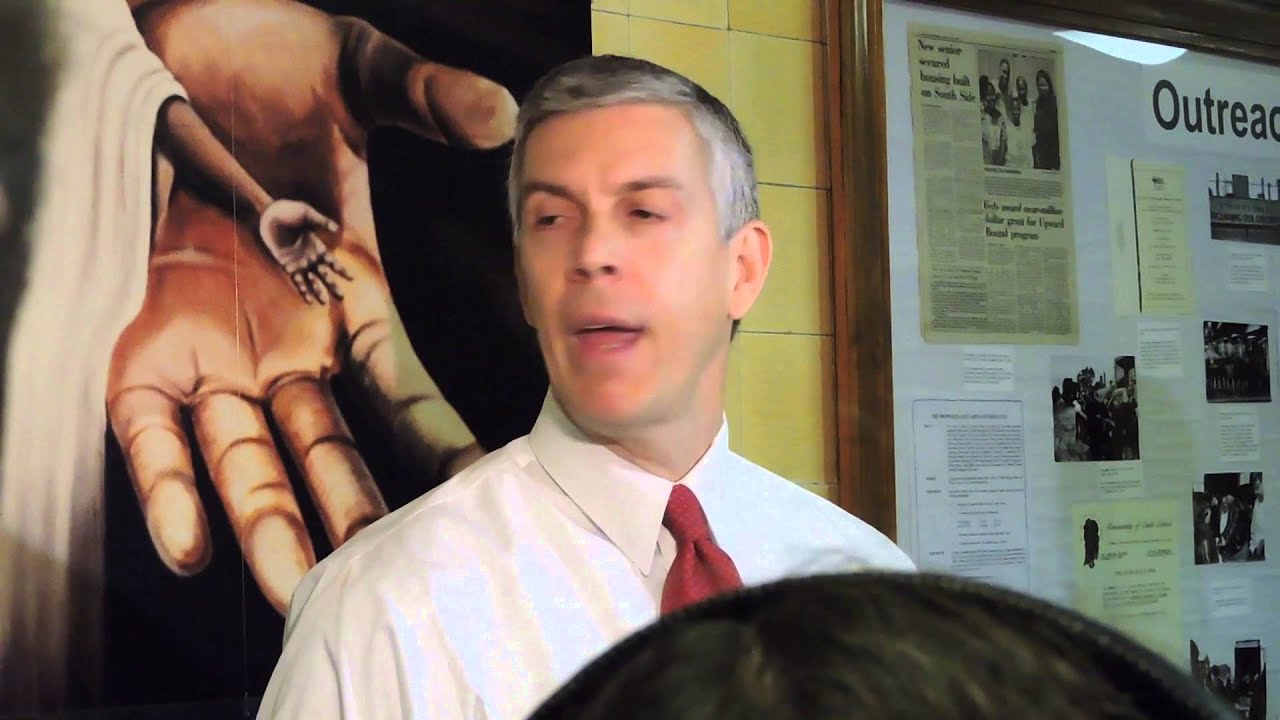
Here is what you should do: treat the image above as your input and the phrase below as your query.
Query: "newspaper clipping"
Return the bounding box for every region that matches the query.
[908,25,1078,344]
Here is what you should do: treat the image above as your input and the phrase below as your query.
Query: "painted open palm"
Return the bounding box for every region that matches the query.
[107,0,514,613]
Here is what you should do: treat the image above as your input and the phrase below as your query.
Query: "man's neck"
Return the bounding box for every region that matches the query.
[579,409,724,482]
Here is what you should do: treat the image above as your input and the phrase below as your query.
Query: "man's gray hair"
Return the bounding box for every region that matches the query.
[507,55,759,240]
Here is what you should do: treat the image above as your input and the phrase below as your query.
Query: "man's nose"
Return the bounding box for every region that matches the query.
[571,219,620,280]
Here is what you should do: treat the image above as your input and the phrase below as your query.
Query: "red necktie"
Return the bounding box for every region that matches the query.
[660,484,743,614]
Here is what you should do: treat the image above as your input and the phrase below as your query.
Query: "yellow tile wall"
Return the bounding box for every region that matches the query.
[590,0,836,500]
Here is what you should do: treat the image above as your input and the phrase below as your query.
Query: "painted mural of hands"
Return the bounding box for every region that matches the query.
[105,200,486,614]
[258,199,353,304]
[107,0,515,615]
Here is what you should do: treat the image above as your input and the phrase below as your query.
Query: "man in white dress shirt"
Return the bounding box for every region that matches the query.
[256,54,915,720]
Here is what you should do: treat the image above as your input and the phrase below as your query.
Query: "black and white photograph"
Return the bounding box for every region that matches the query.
[1209,170,1280,245]
[1050,355,1139,462]
[975,49,1059,170]
[1191,638,1267,720]
[1194,472,1265,565]
[1204,321,1272,403]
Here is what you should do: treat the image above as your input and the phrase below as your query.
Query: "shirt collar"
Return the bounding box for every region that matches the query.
[527,392,731,576]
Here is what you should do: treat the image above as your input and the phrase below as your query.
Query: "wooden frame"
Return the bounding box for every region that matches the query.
[826,0,1280,540]
[827,0,897,537]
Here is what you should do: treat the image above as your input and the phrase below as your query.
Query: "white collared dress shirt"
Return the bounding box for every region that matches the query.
[256,394,915,720]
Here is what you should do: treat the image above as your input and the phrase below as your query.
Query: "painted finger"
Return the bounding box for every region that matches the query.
[191,391,315,616]
[322,252,355,281]
[291,271,316,304]
[412,63,518,149]
[305,270,330,305]
[301,205,339,233]
[316,263,345,302]
[106,386,212,575]
[268,376,387,547]
[345,308,479,485]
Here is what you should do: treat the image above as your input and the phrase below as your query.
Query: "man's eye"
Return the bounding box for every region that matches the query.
[534,215,562,227]
[631,208,661,220]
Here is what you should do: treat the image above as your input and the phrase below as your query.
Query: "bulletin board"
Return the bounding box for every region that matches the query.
[833,0,1280,713]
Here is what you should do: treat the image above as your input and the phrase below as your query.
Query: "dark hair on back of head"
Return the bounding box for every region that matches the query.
[530,572,1237,720]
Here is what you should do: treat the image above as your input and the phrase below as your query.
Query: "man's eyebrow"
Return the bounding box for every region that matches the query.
[521,180,575,204]
[520,176,684,207]
[618,176,683,193]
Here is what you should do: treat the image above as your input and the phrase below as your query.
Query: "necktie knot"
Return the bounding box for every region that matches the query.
[663,484,712,544]
[659,484,742,614]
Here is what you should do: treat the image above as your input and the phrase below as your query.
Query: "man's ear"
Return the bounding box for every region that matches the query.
[727,219,772,323]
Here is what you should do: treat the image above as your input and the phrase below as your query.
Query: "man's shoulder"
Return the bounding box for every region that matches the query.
[724,452,916,572]
[260,444,540,719]
[288,437,537,607]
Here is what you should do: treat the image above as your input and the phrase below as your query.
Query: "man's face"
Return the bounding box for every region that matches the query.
[1016,77,1028,98]
[515,102,768,435]
[999,60,1010,89]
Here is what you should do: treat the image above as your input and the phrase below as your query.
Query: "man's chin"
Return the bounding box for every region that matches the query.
[558,388,652,435]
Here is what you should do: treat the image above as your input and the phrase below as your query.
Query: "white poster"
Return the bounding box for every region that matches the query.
[1218,408,1262,463]
[1138,320,1186,378]
[1207,580,1254,619]
[1228,248,1271,292]
[911,399,1029,592]
[963,347,1016,392]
